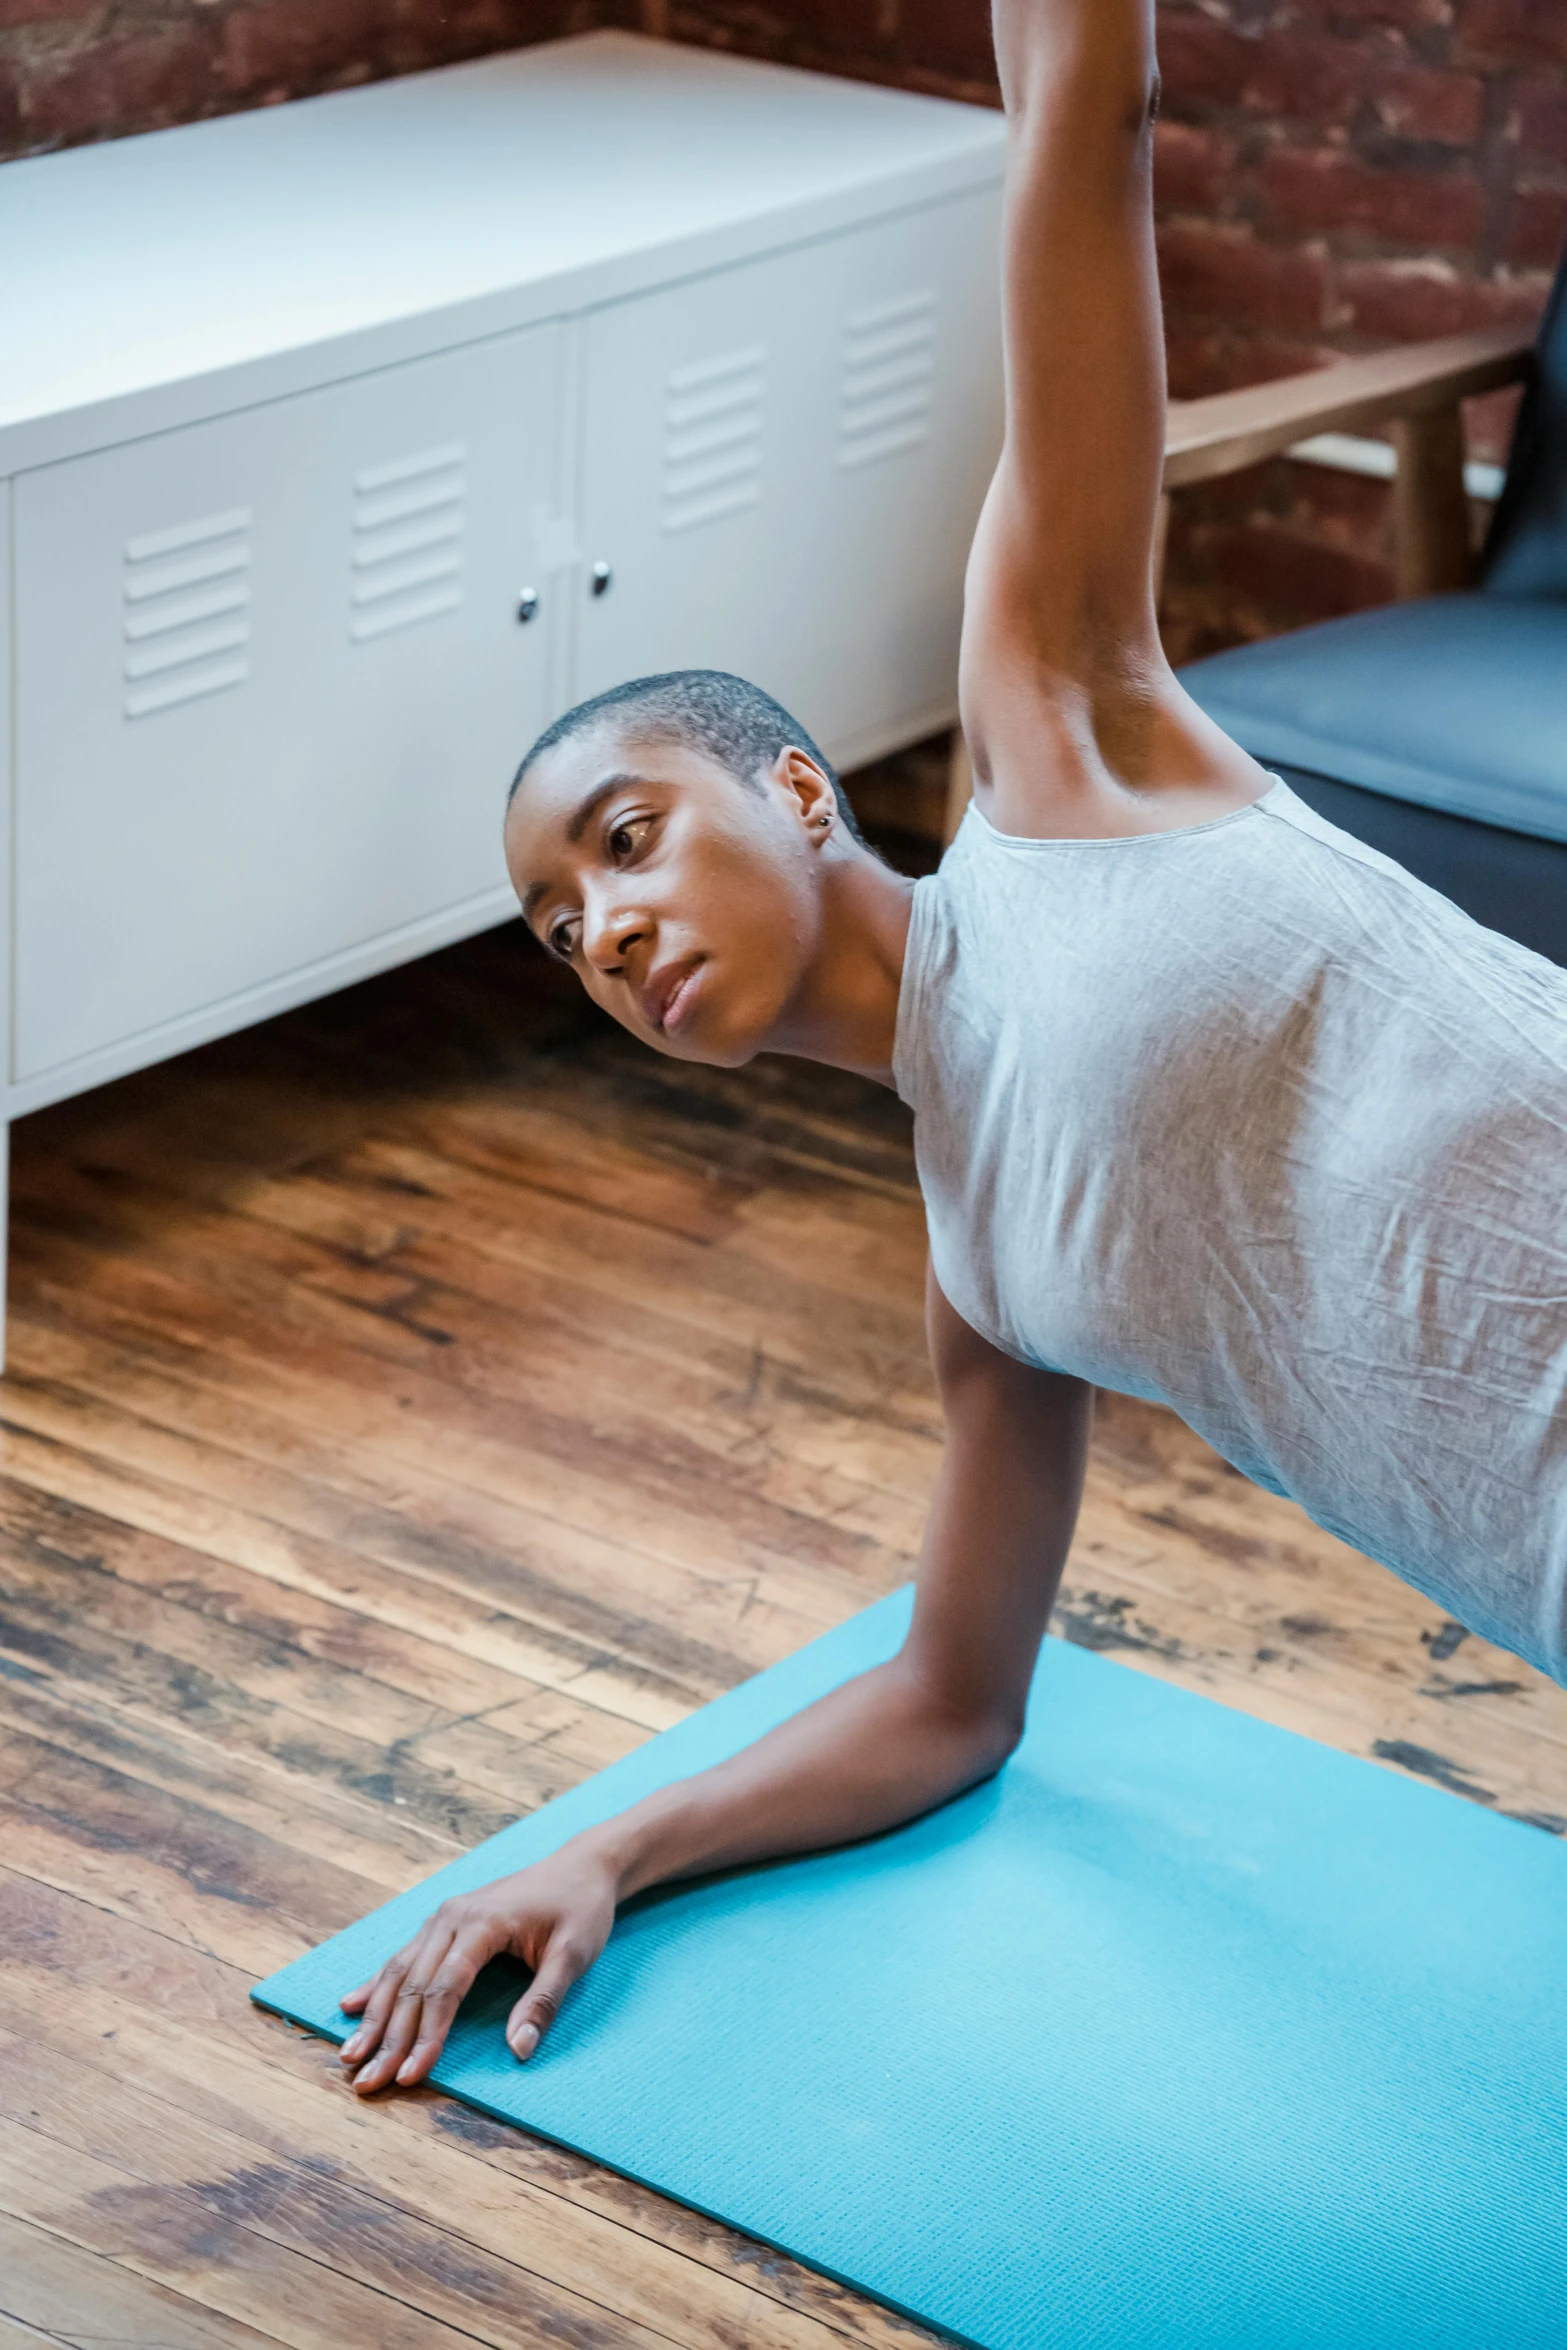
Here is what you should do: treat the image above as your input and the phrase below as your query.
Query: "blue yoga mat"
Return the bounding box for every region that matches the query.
[255,1590,1567,2349]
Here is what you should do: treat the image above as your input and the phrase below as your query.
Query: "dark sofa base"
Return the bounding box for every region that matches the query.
[1275,765,1567,969]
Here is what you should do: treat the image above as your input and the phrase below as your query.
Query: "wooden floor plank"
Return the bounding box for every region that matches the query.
[0,2029,717,2350]
[0,2124,608,2350]
[8,1138,929,1500]
[0,1353,839,1699]
[0,2210,295,2350]
[8,1244,897,1655]
[0,1400,707,1734]
[0,1726,382,1974]
[0,2313,66,2350]
[0,1499,623,1847]
[4,920,1563,2348]
[0,2320,64,2347]
[7,1310,893,1663]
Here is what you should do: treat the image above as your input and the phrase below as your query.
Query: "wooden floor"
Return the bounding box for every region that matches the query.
[3,918,1565,2350]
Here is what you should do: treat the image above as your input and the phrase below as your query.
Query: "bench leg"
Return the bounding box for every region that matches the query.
[1392,406,1472,598]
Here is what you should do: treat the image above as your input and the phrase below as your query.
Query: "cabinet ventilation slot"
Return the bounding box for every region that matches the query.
[122,506,252,718]
[839,290,936,469]
[662,346,765,533]
[351,442,466,642]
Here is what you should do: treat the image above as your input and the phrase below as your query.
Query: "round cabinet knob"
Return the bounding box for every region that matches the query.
[590,560,613,598]
[515,589,540,625]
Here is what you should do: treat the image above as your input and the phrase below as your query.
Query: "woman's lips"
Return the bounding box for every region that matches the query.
[659,961,704,1035]
[644,956,705,1034]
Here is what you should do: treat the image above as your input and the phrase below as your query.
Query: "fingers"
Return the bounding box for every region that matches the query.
[335,1873,605,2094]
[339,1903,508,2094]
[340,1919,455,2093]
[507,1933,589,2063]
[387,1927,495,2089]
[339,1938,423,2067]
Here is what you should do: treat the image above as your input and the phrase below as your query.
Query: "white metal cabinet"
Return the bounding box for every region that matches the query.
[14,326,561,1080]
[573,191,1003,770]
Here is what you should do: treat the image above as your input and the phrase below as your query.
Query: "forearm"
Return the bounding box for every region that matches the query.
[964,0,1172,798]
[993,0,1163,511]
[584,1654,1016,1905]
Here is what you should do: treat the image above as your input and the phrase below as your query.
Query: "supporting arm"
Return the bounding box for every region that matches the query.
[339,1271,1092,2091]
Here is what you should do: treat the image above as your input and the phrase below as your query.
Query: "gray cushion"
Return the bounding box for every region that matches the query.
[1180,593,1567,845]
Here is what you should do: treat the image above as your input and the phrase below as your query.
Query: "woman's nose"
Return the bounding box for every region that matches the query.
[583,897,647,973]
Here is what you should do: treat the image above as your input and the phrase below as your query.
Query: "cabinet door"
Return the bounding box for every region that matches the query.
[572,191,1002,770]
[14,326,560,1082]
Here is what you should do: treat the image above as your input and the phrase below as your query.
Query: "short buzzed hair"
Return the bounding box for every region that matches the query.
[507,669,865,842]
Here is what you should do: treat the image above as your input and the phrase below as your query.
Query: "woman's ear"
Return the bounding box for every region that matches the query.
[773,744,837,838]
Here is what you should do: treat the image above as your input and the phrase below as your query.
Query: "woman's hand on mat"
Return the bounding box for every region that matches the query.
[337,1845,619,2092]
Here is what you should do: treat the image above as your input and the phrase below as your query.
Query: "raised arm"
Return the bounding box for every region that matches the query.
[962,0,1263,829]
[339,1274,1090,2090]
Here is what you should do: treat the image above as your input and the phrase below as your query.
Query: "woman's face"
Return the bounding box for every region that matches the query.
[503,725,835,1067]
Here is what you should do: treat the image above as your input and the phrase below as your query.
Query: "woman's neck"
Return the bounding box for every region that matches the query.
[767,843,916,1086]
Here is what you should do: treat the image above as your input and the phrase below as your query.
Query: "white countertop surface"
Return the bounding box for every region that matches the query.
[0,31,1005,468]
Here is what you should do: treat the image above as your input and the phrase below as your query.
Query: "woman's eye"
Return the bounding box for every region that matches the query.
[548,920,578,962]
[608,814,653,861]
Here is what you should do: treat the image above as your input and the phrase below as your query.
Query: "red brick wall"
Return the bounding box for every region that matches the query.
[6,1,1564,658]
[0,2,595,158]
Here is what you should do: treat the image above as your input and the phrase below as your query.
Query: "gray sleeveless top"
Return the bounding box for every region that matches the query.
[894,782,1567,1682]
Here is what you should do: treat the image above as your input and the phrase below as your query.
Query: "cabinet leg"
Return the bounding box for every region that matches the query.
[0,1121,10,1375]
[943,729,973,848]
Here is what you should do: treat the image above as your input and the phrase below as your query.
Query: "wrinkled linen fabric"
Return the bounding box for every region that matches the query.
[895,781,1567,1681]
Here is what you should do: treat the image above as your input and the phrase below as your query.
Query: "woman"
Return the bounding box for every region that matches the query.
[340,0,1567,2094]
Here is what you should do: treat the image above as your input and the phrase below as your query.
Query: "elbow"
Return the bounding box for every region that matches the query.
[973,1703,1027,1776]
[935,1693,1027,1785]
[884,1652,1028,1784]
